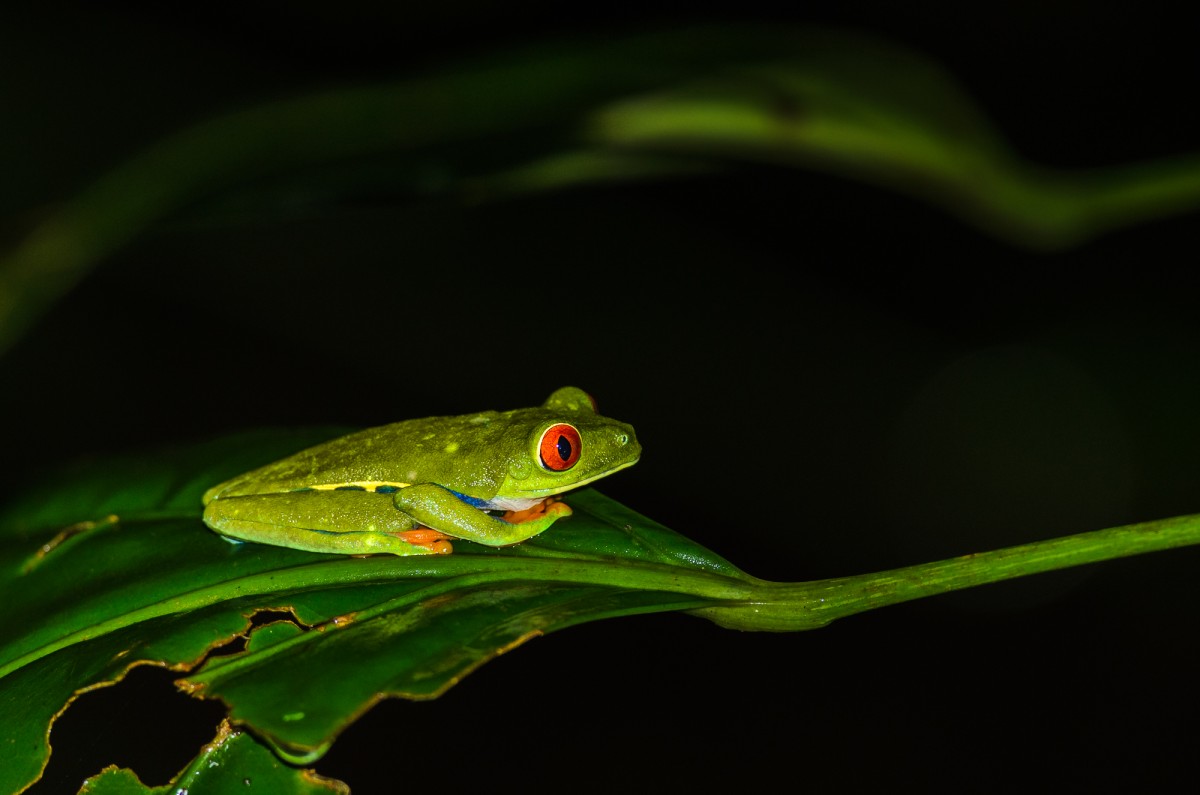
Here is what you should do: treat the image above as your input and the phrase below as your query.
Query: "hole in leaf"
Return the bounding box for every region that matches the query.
[247,608,302,629]
[27,665,226,793]
[201,609,304,662]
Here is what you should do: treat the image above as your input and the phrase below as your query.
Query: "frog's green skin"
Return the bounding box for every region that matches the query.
[201,387,639,556]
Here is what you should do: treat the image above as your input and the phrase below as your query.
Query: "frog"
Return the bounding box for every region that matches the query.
[201,387,640,556]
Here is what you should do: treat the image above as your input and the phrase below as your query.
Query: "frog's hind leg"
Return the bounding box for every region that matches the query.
[206,515,453,556]
[202,491,452,556]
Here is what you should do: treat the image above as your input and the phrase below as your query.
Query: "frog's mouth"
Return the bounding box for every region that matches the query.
[521,455,641,497]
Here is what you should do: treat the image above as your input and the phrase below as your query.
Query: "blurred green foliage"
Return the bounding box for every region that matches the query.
[4,26,1200,357]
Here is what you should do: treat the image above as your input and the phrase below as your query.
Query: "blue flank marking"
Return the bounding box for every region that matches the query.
[374,485,401,494]
[449,490,488,508]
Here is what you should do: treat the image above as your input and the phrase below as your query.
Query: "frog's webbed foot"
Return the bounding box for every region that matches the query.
[391,528,454,555]
[502,497,571,525]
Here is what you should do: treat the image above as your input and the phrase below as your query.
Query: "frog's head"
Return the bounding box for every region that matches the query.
[499,386,640,498]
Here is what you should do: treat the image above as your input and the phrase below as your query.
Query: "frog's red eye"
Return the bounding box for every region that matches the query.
[539,424,582,471]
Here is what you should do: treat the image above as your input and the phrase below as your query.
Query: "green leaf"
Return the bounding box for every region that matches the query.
[7,428,1200,792]
[78,722,348,794]
[77,767,168,795]
[0,429,754,792]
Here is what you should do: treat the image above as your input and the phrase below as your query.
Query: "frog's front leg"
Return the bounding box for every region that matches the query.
[203,490,453,556]
[393,484,572,547]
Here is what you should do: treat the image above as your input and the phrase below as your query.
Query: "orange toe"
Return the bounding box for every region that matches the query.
[396,528,454,554]
[503,496,572,524]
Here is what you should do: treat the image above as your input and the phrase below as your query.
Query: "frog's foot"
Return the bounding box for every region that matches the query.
[392,528,454,555]
[502,497,572,525]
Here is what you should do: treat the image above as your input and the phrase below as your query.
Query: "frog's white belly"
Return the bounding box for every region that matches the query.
[479,496,544,512]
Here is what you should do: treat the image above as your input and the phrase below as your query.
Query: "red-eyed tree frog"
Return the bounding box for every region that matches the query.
[201,387,640,556]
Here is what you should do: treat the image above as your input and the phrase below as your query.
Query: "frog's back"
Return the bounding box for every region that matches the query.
[204,410,515,502]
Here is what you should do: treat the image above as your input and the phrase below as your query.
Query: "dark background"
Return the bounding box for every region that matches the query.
[5,2,1200,792]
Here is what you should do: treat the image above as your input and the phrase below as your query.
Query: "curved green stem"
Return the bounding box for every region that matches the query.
[697,512,1200,630]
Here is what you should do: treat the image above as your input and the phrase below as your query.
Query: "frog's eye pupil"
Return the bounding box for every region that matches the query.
[540,424,582,471]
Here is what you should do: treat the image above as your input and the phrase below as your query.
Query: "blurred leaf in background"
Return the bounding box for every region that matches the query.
[4,26,1200,357]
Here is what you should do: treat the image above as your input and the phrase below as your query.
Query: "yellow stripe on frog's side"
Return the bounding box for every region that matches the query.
[306,481,412,492]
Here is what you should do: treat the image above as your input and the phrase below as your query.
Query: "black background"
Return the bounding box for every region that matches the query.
[5,2,1200,792]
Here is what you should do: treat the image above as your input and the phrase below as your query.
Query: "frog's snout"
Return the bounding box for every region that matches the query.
[615,425,641,461]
